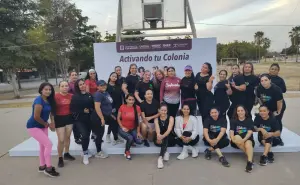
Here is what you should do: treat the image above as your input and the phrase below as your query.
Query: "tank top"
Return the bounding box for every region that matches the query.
[158,116,170,134]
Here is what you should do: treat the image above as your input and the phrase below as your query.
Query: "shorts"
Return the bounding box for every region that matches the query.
[54,115,73,128]
[230,133,255,149]
[147,122,155,131]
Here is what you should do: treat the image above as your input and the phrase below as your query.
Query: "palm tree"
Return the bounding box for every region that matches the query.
[289,26,300,62]
[263,37,271,62]
[254,31,264,63]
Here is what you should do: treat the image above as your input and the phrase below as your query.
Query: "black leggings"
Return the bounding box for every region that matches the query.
[258,132,281,146]
[197,98,214,123]
[153,134,176,156]
[176,131,199,147]
[90,113,105,153]
[104,115,119,140]
[75,119,91,152]
[72,123,81,141]
[203,133,229,149]
[165,102,180,118]
[244,97,255,116]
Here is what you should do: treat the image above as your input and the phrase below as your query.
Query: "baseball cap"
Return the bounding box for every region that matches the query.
[96,80,107,86]
[184,65,193,71]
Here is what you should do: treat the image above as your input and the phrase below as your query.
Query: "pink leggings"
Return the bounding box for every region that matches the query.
[27,128,53,167]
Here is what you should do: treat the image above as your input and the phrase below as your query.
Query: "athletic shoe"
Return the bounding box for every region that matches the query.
[44,167,60,178]
[58,157,64,168]
[245,161,254,173]
[95,151,108,159]
[144,140,150,147]
[267,152,274,163]
[157,156,164,169]
[190,146,198,158]
[83,154,89,165]
[279,141,284,146]
[106,134,111,143]
[177,146,189,160]
[38,165,46,172]
[64,153,76,161]
[204,149,212,160]
[259,155,268,166]
[125,151,131,160]
[219,156,230,167]
[163,152,170,161]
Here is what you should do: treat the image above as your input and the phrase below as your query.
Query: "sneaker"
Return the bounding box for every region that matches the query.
[190,146,198,158]
[38,165,46,172]
[245,161,253,173]
[125,151,131,160]
[106,134,111,143]
[259,155,268,166]
[157,156,164,169]
[144,140,150,147]
[58,157,64,168]
[279,141,284,146]
[83,154,89,165]
[64,153,76,161]
[44,167,60,177]
[219,156,230,167]
[163,152,170,161]
[204,149,212,160]
[267,152,274,163]
[95,151,108,159]
[177,146,189,160]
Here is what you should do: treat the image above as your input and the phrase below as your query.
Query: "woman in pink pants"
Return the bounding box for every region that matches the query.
[26,82,59,177]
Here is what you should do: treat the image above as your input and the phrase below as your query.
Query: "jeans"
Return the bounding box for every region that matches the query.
[75,120,91,152]
[176,131,199,147]
[203,133,229,149]
[90,113,105,153]
[104,115,119,140]
[119,128,143,152]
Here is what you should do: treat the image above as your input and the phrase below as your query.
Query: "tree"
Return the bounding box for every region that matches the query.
[289,26,300,62]
[262,37,271,62]
[254,31,264,63]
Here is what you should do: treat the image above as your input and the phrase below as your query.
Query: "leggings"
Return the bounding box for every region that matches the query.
[244,96,256,117]
[197,98,214,123]
[153,134,176,157]
[27,128,52,167]
[104,115,119,140]
[165,102,180,118]
[75,119,91,152]
[176,131,200,147]
[203,133,229,149]
[119,128,143,152]
[90,113,105,153]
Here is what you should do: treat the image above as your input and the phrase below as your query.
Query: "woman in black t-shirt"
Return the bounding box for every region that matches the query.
[214,70,232,118]
[154,104,175,169]
[195,62,215,123]
[254,105,281,166]
[227,64,246,119]
[243,62,260,115]
[203,107,230,167]
[135,70,154,105]
[230,105,254,173]
[256,74,285,146]
[125,64,140,95]
[140,89,160,147]
[153,69,165,102]
[269,63,286,93]
[180,65,197,115]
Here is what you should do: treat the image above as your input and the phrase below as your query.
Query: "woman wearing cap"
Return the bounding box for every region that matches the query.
[125,64,140,95]
[256,74,285,146]
[180,65,197,115]
[195,63,215,123]
[134,70,154,105]
[85,69,98,95]
[160,67,181,118]
[90,80,113,159]
[153,69,165,102]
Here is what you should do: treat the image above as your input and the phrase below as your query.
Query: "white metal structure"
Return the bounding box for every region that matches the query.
[220,58,239,65]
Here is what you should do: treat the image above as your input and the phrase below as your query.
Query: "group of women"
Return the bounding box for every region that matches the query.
[26,62,286,177]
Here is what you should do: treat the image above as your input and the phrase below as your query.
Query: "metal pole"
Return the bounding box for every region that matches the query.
[186,0,197,38]
[285,43,287,63]
[116,0,122,42]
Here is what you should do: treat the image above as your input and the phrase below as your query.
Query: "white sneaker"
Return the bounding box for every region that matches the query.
[95,151,108,159]
[83,154,89,165]
[163,152,170,161]
[157,156,164,169]
[106,134,111,143]
[81,150,94,158]
[177,146,189,160]
[190,146,198,158]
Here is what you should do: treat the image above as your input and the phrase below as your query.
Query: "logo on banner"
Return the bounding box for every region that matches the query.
[120,45,124,51]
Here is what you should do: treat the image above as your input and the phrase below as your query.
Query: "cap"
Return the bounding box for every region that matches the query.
[89,69,96,73]
[184,65,193,71]
[96,80,107,86]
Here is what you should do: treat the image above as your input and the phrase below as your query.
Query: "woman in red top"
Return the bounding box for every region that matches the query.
[117,94,143,160]
[54,81,75,168]
[85,69,98,95]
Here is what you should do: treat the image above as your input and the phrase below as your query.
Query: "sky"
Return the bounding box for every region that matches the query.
[71,0,300,52]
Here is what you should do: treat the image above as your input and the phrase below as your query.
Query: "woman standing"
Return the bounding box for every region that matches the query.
[214,70,232,118]
[27,83,59,177]
[243,62,260,115]
[269,63,286,93]
[106,72,124,145]
[55,81,76,168]
[118,94,143,160]
[70,79,95,165]
[125,64,140,95]
[227,64,246,119]
[141,89,160,147]
[230,105,254,173]
[153,69,165,102]
[85,69,98,95]
[254,105,281,166]
[135,70,154,105]
[195,63,215,123]
[256,74,285,146]
[180,65,197,115]
[175,104,199,160]
[154,104,175,169]
[203,108,230,167]
[115,66,125,86]
[160,67,181,118]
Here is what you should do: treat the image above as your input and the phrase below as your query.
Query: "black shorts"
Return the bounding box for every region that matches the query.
[54,115,73,128]
[230,133,255,149]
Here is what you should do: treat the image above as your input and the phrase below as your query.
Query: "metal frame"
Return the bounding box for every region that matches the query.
[116,0,196,42]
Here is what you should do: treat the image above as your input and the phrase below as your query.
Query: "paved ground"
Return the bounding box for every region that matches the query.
[0,98,300,185]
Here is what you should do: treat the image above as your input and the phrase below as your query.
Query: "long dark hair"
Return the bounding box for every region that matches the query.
[179,103,192,116]
[243,62,254,75]
[74,79,84,94]
[108,72,117,84]
[127,64,137,76]
[38,82,56,115]
[125,94,139,127]
[85,70,98,81]
[204,62,213,77]
[115,66,122,77]
[232,105,249,120]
